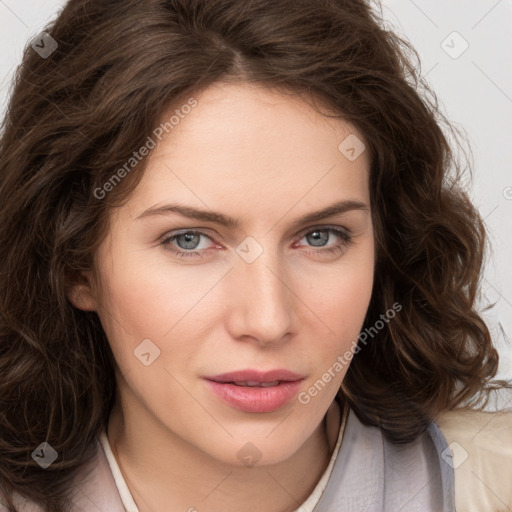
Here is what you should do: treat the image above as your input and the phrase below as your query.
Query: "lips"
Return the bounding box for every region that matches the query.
[203,369,305,413]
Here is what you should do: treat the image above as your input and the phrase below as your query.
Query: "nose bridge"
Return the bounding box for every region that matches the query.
[228,238,295,343]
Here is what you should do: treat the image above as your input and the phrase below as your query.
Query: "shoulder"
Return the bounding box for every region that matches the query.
[435,407,512,512]
[320,406,455,511]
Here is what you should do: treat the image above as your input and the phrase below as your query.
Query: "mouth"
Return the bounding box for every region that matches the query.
[202,369,305,413]
[226,380,282,387]
[204,369,305,384]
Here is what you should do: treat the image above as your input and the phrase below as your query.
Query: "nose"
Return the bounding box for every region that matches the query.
[225,246,296,347]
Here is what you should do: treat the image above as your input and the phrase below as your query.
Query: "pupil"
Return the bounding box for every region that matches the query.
[308,230,328,247]
[179,233,199,250]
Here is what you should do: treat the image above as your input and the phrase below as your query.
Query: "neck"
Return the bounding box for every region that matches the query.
[107,397,343,512]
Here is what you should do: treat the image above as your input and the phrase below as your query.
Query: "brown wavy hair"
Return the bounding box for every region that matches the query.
[1,0,510,510]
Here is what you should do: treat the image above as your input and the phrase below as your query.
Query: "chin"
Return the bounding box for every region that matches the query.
[203,434,305,469]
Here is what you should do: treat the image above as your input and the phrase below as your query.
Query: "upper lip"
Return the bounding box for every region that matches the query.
[203,369,305,383]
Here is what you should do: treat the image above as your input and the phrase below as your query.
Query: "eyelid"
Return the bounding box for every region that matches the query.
[295,223,351,238]
[158,227,217,243]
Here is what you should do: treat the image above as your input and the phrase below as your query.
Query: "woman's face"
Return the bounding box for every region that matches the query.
[72,82,375,466]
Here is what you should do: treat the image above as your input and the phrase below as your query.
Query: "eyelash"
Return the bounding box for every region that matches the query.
[160,226,354,260]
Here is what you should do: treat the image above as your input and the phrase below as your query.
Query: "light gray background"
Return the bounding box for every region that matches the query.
[1,1,511,395]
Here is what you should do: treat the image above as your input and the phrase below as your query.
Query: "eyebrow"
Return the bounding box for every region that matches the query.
[135,199,369,229]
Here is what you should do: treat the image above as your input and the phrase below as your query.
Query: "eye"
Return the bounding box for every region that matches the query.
[160,230,217,259]
[159,226,353,259]
[295,227,354,257]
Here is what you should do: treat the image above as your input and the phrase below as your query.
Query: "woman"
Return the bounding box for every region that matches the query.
[0,0,511,511]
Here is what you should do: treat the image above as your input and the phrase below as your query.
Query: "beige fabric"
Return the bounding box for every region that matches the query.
[436,408,512,512]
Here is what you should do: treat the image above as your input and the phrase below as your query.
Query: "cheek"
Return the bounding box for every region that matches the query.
[306,244,374,362]
[97,274,163,338]
[92,256,175,364]
[94,255,220,375]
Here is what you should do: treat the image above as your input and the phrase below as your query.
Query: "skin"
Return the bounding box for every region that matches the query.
[69,81,375,512]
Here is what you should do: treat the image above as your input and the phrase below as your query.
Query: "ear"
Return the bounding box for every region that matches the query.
[67,270,99,311]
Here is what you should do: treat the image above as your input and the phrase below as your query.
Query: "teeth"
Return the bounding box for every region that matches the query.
[260,381,280,387]
[231,380,280,387]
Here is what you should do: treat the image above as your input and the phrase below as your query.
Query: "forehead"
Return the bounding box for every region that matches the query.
[125,82,371,223]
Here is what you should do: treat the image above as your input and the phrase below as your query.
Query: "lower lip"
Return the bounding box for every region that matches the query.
[203,379,304,413]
